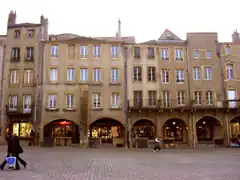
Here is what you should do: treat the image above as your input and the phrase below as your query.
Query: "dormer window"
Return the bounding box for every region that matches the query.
[14,30,20,39]
[28,29,34,38]
[225,46,231,55]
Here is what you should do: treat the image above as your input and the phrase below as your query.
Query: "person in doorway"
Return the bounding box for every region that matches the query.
[29,130,36,146]
[153,137,162,152]
[0,130,27,170]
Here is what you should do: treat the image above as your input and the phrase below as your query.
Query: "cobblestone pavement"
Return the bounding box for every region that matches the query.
[0,147,239,180]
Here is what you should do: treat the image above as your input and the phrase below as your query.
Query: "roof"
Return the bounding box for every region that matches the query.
[8,22,41,29]
[158,29,182,41]
[94,36,135,43]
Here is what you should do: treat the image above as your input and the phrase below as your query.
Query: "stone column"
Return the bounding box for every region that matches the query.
[192,114,198,148]
[156,116,162,137]
[128,118,132,148]
[188,112,193,147]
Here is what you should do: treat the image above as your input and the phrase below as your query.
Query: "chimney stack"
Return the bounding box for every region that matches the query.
[232,29,240,44]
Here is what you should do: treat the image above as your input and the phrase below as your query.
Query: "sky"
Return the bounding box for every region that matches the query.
[0,0,239,43]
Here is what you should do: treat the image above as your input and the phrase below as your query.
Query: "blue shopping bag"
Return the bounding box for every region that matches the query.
[6,156,16,168]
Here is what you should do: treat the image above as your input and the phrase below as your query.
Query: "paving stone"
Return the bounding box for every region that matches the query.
[0,147,239,180]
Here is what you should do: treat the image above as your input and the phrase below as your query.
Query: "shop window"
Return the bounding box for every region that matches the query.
[13,122,32,137]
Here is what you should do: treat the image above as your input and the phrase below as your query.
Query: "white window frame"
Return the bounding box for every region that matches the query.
[80,68,88,82]
[111,68,119,83]
[93,68,101,82]
[111,93,120,108]
[194,50,199,59]
[162,92,170,108]
[194,92,202,105]
[80,46,88,58]
[66,94,74,109]
[206,91,214,105]
[8,95,18,110]
[93,45,100,58]
[10,70,19,84]
[67,68,74,82]
[26,47,34,58]
[206,50,212,59]
[133,67,141,82]
[225,47,231,55]
[193,67,201,80]
[204,67,212,80]
[148,91,157,106]
[148,67,156,82]
[161,70,169,83]
[92,93,101,108]
[48,95,57,109]
[176,48,183,60]
[51,45,59,58]
[161,48,168,59]
[176,69,184,83]
[23,95,31,112]
[50,68,58,82]
[177,92,185,105]
[24,69,32,84]
[112,45,118,58]
[226,65,234,80]
[12,48,20,58]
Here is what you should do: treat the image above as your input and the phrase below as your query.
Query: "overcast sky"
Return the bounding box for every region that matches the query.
[0,0,239,42]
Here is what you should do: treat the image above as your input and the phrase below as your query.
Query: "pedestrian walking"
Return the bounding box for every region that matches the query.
[153,137,162,152]
[0,130,27,170]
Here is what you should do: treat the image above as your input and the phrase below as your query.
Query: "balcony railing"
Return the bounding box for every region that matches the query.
[6,104,33,115]
[11,56,20,62]
[24,56,34,61]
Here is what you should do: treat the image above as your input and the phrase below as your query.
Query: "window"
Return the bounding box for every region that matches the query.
[206,91,213,105]
[111,93,120,108]
[10,69,20,85]
[193,67,201,80]
[148,47,154,58]
[14,30,20,38]
[161,48,168,60]
[176,69,184,83]
[23,95,31,112]
[161,69,170,83]
[177,91,185,105]
[28,29,34,38]
[194,91,202,105]
[67,68,75,82]
[51,45,59,58]
[204,67,212,80]
[176,48,183,60]
[194,50,199,59]
[50,68,58,82]
[111,68,119,83]
[24,69,33,84]
[148,67,156,82]
[225,46,231,55]
[134,47,140,58]
[80,68,88,82]
[66,94,74,109]
[162,91,170,108]
[206,50,212,59]
[11,47,20,61]
[133,67,142,82]
[93,68,101,82]
[25,47,34,60]
[112,45,118,58]
[80,45,88,58]
[13,122,32,137]
[48,94,57,109]
[133,91,143,107]
[93,45,100,58]
[148,91,157,106]
[226,65,234,80]
[92,93,101,108]
[8,95,18,109]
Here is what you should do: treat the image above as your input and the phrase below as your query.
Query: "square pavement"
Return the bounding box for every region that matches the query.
[0,146,239,180]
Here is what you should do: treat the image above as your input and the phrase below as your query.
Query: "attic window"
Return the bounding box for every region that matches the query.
[225,46,231,55]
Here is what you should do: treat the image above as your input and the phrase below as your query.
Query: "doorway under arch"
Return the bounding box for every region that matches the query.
[163,118,188,142]
[131,119,156,139]
[89,118,124,144]
[43,119,79,146]
[196,116,221,142]
[230,117,240,138]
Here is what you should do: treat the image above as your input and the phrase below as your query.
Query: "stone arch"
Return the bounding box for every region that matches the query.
[131,119,156,139]
[229,116,240,138]
[43,119,80,145]
[43,117,80,127]
[131,117,156,127]
[196,116,222,142]
[88,116,123,127]
[162,118,188,143]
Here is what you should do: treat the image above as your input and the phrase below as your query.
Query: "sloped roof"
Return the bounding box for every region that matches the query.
[158,29,182,41]
[8,22,41,28]
[94,36,135,43]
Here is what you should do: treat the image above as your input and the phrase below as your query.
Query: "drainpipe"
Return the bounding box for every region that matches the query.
[123,46,129,148]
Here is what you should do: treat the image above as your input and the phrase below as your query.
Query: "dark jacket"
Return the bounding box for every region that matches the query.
[6,135,23,154]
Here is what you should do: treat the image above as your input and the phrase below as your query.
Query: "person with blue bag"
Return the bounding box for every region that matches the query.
[0,130,27,170]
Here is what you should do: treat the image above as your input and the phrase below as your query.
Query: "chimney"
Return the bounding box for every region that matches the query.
[7,10,16,26]
[116,19,121,39]
[232,29,240,43]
